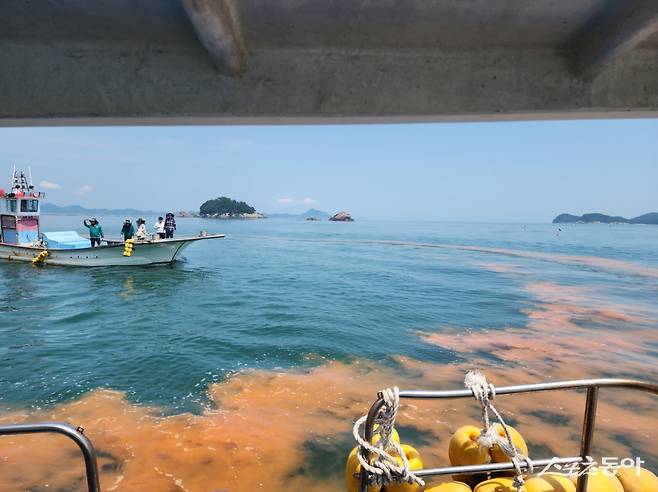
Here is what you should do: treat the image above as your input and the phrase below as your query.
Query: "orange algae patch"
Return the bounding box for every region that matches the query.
[413,278,658,471]
[0,361,461,492]
[451,245,658,279]
[2,263,658,490]
[472,261,531,275]
[1,356,656,491]
[288,238,658,279]
[421,279,658,375]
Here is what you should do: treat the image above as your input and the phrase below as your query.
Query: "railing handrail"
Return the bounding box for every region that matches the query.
[359,377,658,492]
[397,378,658,399]
[0,421,101,492]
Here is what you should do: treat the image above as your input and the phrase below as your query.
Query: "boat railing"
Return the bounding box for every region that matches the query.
[359,378,658,492]
[0,421,101,492]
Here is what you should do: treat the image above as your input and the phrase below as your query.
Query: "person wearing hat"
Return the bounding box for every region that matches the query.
[83,217,104,247]
[164,212,176,239]
[121,219,135,241]
[135,218,147,240]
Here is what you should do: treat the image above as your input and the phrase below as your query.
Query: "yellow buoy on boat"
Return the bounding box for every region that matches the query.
[474,477,524,492]
[123,239,134,257]
[372,425,400,446]
[569,468,624,492]
[384,444,424,492]
[448,425,490,486]
[345,446,382,492]
[424,481,472,491]
[524,474,575,492]
[448,425,490,466]
[345,427,402,492]
[32,249,49,265]
[615,466,658,492]
[489,424,528,463]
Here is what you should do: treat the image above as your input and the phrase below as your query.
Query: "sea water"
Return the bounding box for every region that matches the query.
[1,217,657,490]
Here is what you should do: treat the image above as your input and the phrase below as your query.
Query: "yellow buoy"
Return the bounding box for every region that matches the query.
[525,474,575,492]
[384,444,424,492]
[424,481,472,491]
[32,250,49,265]
[489,424,528,464]
[570,468,624,492]
[372,425,401,446]
[345,446,382,492]
[449,425,490,466]
[123,239,134,257]
[615,466,658,492]
[345,429,401,492]
[474,477,524,492]
[448,425,490,486]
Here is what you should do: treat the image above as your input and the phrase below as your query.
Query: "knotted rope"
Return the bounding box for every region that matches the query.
[352,387,425,488]
[465,371,533,492]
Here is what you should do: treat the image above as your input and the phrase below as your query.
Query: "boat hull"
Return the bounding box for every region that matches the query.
[0,235,224,267]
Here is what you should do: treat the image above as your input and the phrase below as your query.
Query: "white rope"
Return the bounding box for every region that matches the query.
[352,387,425,488]
[465,371,533,492]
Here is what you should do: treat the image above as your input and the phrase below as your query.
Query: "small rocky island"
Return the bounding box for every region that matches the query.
[553,212,658,224]
[194,197,265,219]
[329,211,354,222]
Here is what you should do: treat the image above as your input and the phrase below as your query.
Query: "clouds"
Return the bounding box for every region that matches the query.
[276,197,317,205]
[39,180,63,190]
[38,180,97,198]
[76,184,94,196]
[36,179,94,198]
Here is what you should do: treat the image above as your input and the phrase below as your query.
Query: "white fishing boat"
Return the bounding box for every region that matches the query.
[0,169,224,267]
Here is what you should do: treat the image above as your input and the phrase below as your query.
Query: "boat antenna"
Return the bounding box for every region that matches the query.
[11,163,20,192]
[28,166,34,189]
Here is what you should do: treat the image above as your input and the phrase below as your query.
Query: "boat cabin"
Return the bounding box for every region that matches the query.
[0,170,44,246]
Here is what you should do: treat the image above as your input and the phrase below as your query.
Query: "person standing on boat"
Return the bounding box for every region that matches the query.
[83,218,104,247]
[153,216,166,240]
[136,218,147,240]
[164,212,176,239]
[121,219,135,241]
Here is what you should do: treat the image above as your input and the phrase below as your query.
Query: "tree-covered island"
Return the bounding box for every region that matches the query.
[199,197,265,219]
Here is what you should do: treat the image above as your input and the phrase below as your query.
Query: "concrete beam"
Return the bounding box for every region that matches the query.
[570,0,658,79]
[181,0,246,76]
[2,1,658,124]
[1,43,657,125]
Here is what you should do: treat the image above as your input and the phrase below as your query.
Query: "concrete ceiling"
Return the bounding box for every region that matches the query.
[1,0,657,125]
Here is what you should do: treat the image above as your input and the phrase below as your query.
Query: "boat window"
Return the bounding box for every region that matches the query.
[6,199,17,212]
[20,199,39,213]
[1,215,16,228]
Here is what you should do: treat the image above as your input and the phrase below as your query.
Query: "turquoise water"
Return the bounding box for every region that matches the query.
[3,216,658,490]
[1,216,657,414]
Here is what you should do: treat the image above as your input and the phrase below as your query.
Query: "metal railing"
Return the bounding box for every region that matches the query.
[0,421,101,492]
[359,378,658,492]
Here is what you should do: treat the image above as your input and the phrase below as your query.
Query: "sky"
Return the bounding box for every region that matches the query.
[0,119,656,222]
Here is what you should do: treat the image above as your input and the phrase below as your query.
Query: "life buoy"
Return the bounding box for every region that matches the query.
[383,444,423,492]
[616,467,658,492]
[525,474,574,492]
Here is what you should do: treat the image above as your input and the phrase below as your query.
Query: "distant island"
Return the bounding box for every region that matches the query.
[42,203,158,216]
[553,212,658,225]
[198,196,265,219]
[180,204,349,221]
[329,211,354,222]
[267,209,330,220]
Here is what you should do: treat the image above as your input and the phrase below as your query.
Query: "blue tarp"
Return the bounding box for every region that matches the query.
[18,230,38,244]
[41,231,90,249]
